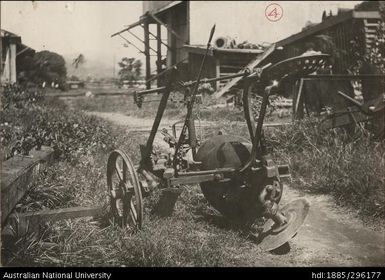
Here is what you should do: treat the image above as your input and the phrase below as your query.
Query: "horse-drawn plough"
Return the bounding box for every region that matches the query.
[4,25,338,252]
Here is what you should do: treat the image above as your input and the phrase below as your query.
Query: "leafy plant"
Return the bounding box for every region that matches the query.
[118,57,142,83]
[1,84,44,110]
[0,86,120,161]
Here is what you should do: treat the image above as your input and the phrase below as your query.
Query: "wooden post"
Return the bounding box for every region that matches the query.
[215,58,221,90]
[293,79,305,120]
[171,10,177,65]
[144,20,151,89]
[9,43,17,83]
[156,23,162,87]
[148,12,185,43]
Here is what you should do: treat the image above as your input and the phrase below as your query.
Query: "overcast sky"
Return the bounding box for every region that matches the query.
[1,1,360,68]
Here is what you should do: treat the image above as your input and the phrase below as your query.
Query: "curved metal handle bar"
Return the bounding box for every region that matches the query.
[139,67,177,170]
[242,78,257,143]
[238,53,331,173]
[239,81,272,173]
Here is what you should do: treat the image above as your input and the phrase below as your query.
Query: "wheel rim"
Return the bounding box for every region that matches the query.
[107,150,143,229]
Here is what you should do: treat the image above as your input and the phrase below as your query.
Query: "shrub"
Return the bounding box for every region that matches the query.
[1,84,44,110]
[0,86,122,162]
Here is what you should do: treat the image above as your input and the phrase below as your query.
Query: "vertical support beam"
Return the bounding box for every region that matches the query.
[168,10,177,66]
[0,37,3,109]
[188,117,197,159]
[9,43,17,83]
[156,23,162,87]
[0,37,3,83]
[143,20,151,89]
[293,78,305,120]
[215,58,221,90]
[171,10,178,65]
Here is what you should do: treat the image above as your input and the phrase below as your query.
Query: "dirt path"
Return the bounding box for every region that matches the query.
[281,189,384,266]
[90,111,384,266]
[87,111,180,130]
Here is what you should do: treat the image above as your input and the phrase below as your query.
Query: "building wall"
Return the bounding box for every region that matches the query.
[142,1,176,14]
[188,52,216,84]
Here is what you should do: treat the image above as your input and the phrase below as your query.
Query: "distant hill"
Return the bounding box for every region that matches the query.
[64,54,116,80]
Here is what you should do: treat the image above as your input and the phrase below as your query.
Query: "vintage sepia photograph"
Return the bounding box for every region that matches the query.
[0,1,384,268]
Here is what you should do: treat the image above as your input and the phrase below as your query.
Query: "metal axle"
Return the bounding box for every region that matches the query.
[135,71,249,96]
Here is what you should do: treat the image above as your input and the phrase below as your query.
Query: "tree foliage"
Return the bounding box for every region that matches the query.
[18,50,67,86]
[118,57,142,82]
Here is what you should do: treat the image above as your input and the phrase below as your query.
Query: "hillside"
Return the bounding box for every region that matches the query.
[64,54,116,80]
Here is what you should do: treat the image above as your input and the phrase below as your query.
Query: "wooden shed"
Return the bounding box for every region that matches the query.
[273,8,382,73]
[1,29,35,84]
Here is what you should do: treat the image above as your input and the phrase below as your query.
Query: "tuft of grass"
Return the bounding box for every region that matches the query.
[265,118,385,218]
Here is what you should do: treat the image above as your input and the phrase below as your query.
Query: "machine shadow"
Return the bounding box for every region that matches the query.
[192,208,293,255]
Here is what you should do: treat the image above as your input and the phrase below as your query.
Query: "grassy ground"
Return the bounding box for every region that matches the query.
[65,94,285,123]
[265,120,385,219]
[2,127,270,266]
[2,93,384,266]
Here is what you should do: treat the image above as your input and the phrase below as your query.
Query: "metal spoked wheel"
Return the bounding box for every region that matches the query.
[107,150,143,229]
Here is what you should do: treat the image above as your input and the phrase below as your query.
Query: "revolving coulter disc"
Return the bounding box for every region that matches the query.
[258,198,310,252]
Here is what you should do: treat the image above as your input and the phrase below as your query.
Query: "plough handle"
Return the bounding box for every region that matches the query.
[240,81,274,173]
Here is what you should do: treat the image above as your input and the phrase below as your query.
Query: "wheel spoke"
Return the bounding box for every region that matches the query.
[130,200,138,220]
[115,165,123,182]
[123,160,128,182]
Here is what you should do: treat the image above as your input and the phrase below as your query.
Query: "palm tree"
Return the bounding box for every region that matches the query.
[72,54,86,69]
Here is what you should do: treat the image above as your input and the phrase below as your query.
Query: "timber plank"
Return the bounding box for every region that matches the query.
[1,146,54,225]
[2,206,104,241]
[19,206,104,223]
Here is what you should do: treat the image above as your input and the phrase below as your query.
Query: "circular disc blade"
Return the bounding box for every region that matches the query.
[258,198,310,252]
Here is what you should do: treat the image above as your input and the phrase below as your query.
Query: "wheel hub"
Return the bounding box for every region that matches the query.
[270,211,294,233]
